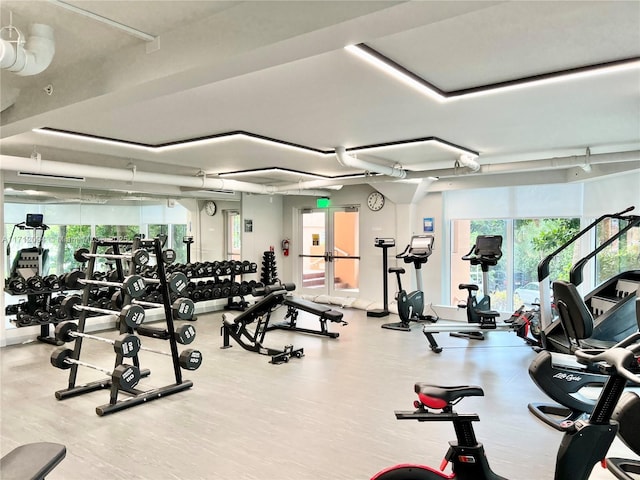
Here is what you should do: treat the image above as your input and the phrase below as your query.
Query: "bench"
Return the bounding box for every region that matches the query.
[221,287,304,364]
[1,442,66,480]
[266,297,347,338]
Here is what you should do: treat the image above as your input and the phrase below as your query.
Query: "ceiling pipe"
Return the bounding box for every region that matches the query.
[2,149,638,197]
[335,146,407,179]
[457,154,480,172]
[0,24,55,76]
[476,149,640,176]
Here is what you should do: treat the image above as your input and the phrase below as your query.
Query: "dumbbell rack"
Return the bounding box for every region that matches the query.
[4,279,66,345]
[53,237,196,416]
[261,251,278,286]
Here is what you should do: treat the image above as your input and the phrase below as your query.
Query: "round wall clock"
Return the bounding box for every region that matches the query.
[204,200,217,216]
[367,191,385,211]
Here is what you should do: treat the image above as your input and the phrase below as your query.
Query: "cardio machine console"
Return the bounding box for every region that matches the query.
[374,238,395,248]
[409,235,434,256]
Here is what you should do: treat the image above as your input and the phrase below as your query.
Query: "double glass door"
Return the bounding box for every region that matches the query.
[299,207,360,296]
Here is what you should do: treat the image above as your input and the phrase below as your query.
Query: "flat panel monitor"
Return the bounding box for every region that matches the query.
[26,213,44,228]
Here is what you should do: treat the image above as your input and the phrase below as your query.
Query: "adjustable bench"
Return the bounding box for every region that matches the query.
[267,297,347,338]
[221,285,304,364]
[1,442,66,480]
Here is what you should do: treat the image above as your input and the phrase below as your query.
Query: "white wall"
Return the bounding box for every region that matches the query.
[241,193,283,273]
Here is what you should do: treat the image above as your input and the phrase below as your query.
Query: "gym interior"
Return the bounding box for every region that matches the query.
[1,2,639,479]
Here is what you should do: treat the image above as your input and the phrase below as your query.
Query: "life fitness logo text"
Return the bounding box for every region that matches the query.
[553,372,582,382]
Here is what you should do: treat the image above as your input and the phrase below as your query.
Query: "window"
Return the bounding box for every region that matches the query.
[451,217,581,311]
[595,217,640,285]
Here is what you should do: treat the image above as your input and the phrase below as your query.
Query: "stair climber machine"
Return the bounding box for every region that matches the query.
[537,206,640,355]
[381,235,436,331]
[528,287,640,431]
[422,235,531,353]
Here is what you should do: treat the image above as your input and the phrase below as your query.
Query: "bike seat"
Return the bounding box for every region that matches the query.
[414,383,484,409]
[476,309,500,319]
[388,267,405,274]
[459,283,479,291]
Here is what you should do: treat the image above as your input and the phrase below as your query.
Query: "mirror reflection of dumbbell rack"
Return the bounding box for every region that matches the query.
[52,236,201,416]
[165,260,259,312]
[4,273,75,345]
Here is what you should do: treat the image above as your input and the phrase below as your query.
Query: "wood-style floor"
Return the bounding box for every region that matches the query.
[1,305,637,479]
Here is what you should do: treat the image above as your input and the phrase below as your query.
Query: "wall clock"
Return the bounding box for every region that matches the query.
[367,191,385,211]
[204,200,217,216]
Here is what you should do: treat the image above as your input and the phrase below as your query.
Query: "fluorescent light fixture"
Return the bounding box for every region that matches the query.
[32,128,154,151]
[345,44,446,102]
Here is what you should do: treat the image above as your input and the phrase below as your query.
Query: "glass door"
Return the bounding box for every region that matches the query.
[299,207,360,296]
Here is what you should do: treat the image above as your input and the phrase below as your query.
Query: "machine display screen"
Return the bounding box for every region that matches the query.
[26,213,44,227]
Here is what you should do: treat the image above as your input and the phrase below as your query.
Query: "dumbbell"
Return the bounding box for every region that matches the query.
[7,277,27,294]
[74,247,150,267]
[138,272,189,296]
[111,292,195,320]
[43,274,61,290]
[50,347,140,390]
[61,295,145,328]
[26,276,45,292]
[55,322,142,358]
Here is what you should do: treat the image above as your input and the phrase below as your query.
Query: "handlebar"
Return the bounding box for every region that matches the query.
[574,332,640,385]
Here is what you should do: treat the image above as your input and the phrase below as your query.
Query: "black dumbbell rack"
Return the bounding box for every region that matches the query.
[53,237,197,416]
[4,277,67,345]
[165,260,259,309]
[261,251,278,286]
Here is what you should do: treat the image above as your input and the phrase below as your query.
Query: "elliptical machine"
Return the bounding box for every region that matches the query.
[382,235,435,331]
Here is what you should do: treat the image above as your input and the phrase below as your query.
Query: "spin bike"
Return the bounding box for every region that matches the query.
[382,235,435,331]
[371,331,640,480]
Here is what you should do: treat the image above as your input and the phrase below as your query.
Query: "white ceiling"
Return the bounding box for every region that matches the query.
[0,0,639,199]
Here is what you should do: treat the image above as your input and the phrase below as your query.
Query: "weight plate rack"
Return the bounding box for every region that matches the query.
[51,237,201,416]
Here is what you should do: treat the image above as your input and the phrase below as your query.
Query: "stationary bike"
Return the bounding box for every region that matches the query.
[371,331,640,480]
[382,235,435,331]
[453,235,503,341]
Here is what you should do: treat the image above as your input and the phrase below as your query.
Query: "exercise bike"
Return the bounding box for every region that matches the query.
[371,331,640,480]
[453,234,503,340]
[382,235,435,331]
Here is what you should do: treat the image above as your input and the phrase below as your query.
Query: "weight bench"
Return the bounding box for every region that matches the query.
[266,297,347,338]
[221,284,304,364]
[1,442,66,480]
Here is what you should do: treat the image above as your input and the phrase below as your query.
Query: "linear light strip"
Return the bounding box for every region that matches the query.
[33,128,155,151]
[346,43,640,101]
[345,45,446,102]
[219,168,328,180]
[348,136,478,157]
[33,127,475,159]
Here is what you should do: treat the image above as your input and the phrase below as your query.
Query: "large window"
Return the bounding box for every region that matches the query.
[595,217,640,285]
[451,217,581,311]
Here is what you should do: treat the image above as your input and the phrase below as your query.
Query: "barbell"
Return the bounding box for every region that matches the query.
[74,247,150,267]
[61,295,145,328]
[111,292,195,320]
[50,347,141,390]
[54,322,141,358]
[63,271,147,298]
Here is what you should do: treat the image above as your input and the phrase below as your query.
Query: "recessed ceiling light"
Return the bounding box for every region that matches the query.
[32,128,154,151]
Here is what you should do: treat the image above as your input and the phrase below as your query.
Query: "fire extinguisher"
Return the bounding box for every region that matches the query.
[282,239,290,256]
